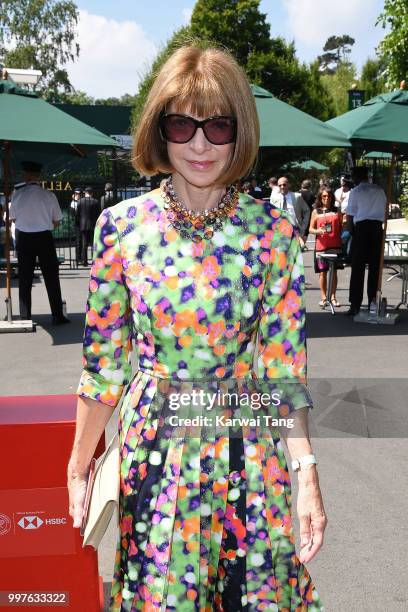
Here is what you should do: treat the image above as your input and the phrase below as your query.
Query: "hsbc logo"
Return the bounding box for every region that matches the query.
[0,513,12,535]
[18,515,44,530]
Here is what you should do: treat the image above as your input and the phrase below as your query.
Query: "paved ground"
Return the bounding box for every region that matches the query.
[1,231,407,612]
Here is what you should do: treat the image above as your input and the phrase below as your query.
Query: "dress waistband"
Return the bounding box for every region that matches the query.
[136,367,259,382]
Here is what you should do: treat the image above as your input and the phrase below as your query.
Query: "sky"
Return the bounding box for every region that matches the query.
[68,0,386,98]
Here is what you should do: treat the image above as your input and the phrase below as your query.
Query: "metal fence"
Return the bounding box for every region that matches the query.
[52,184,151,268]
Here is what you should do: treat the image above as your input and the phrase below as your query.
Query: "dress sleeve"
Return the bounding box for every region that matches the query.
[77,209,133,408]
[255,220,313,411]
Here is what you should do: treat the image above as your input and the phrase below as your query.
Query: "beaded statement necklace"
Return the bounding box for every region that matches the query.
[160,176,239,242]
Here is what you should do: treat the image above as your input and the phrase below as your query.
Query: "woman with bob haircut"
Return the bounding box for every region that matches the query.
[68,44,326,611]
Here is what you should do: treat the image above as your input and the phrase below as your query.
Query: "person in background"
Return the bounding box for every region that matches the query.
[335,176,353,214]
[70,187,82,266]
[345,166,387,316]
[300,179,315,244]
[309,187,343,307]
[270,176,310,249]
[248,177,263,199]
[268,176,280,201]
[75,186,99,266]
[241,181,251,195]
[100,182,117,211]
[9,160,69,324]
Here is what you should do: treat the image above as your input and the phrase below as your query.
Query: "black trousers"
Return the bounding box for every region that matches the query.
[349,220,383,308]
[16,230,63,319]
[74,228,81,265]
[79,230,93,265]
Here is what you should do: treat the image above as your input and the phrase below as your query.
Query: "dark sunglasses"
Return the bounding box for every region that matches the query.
[159,113,237,145]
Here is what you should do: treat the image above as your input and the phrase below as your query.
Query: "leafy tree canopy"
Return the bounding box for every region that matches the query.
[0,0,79,99]
[321,62,357,116]
[132,0,334,128]
[376,0,408,89]
[360,58,387,101]
[190,0,271,66]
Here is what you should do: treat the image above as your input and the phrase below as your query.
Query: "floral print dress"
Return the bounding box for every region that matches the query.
[77,189,323,611]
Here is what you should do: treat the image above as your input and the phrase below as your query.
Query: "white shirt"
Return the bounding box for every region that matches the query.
[10,183,62,232]
[347,182,386,224]
[334,187,351,213]
[274,192,297,226]
[269,186,281,203]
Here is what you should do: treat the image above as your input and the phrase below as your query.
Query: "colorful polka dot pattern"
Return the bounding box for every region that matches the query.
[77,190,322,610]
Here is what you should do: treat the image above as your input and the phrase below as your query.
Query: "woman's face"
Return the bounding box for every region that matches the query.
[321,191,330,208]
[165,103,235,189]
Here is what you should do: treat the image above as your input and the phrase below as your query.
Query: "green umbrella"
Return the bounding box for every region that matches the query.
[326,90,408,154]
[0,79,118,154]
[252,85,350,148]
[326,89,408,316]
[0,78,120,326]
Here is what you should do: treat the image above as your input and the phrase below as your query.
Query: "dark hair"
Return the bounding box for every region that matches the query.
[268,176,277,184]
[353,165,369,183]
[314,186,336,212]
[301,179,312,190]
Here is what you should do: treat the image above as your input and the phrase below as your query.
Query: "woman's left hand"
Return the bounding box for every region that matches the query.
[296,467,327,563]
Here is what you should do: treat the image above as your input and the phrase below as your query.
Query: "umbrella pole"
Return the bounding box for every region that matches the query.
[2,141,13,322]
[376,151,397,313]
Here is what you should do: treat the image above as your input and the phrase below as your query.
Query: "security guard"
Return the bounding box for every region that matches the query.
[9,161,70,325]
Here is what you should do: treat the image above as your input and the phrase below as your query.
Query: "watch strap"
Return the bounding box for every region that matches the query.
[291,454,317,471]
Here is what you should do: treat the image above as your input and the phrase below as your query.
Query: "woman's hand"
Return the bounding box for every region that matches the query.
[296,467,327,563]
[67,463,89,529]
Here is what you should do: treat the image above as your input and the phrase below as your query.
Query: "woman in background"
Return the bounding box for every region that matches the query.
[310,187,343,307]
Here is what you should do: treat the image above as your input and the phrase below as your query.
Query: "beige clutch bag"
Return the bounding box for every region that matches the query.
[80,433,120,549]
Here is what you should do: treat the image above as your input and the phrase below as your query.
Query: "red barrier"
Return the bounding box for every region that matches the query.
[0,395,105,611]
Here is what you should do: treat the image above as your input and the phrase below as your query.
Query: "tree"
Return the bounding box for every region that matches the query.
[321,62,358,116]
[360,58,387,101]
[131,26,193,127]
[131,0,333,128]
[376,0,408,89]
[0,0,79,99]
[190,0,271,67]
[318,35,355,75]
[246,43,334,120]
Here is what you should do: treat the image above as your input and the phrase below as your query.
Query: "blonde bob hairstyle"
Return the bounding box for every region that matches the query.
[132,45,259,186]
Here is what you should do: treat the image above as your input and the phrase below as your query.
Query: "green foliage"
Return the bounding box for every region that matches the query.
[321,62,358,116]
[131,1,333,128]
[0,0,79,99]
[318,35,355,75]
[360,58,387,101]
[398,161,408,219]
[190,0,271,65]
[56,90,137,106]
[376,0,408,89]
[131,26,193,128]
[247,48,333,120]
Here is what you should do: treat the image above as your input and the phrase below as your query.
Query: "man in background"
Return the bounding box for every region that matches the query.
[270,176,310,248]
[9,161,69,325]
[76,186,99,266]
[70,187,82,266]
[345,166,387,316]
[100,182,117,211]
[268,176,280,201]
[248,177,263,199]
